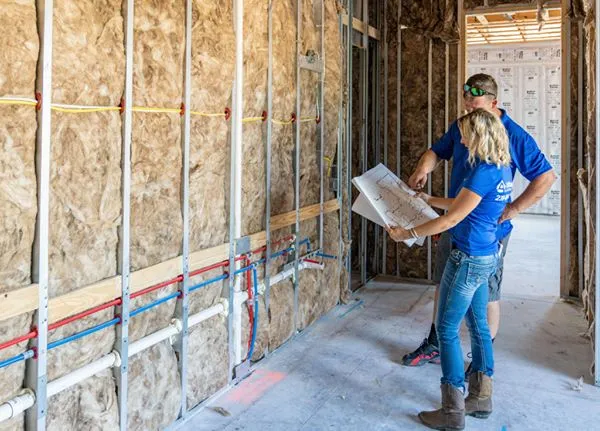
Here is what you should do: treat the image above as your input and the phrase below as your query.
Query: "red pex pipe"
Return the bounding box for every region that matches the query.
[272,235,294,247]
[0,330,37,352]
[0,234,297,351]
[48,298,123,332]
[245,256,254,356]
[246,235,294,260]
[189,260,229,277]
[131,275,184,300]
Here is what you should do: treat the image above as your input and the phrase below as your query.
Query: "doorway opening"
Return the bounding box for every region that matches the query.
[465,6,562,299]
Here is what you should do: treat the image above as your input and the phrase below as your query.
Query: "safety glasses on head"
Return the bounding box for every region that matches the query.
[463,84,495,98]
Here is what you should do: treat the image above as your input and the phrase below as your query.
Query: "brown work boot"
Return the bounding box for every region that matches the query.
[465,371,493,419]
[418,384,465,430]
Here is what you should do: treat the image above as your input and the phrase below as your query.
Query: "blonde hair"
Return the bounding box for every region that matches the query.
[457,108,511,167]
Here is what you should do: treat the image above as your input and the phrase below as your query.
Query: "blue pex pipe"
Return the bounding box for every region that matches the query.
[299,238,312,251]
[271,247,293,259]
[0,349,34,370]
[247,266,259,360]
[48,317,121,351]
[316,252,337,260]
[130,291,181,318]
[189,273,229,293]
[233,265,253,276]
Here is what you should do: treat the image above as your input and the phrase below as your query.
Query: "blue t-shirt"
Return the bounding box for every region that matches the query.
[431,109,553,240]
[451,162,513,256]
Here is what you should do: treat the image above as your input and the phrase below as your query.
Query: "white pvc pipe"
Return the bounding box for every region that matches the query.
[231,261,324,325]
[0,302,229,423]
[129,323,180,358]
[0,390,35,423]
[189,301,226,328]
[48,352,121,398]
[0,263,321,424]
[257,261,324,299]
[1,263,325,424]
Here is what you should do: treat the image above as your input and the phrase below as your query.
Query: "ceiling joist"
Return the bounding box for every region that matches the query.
[466,9,561,45]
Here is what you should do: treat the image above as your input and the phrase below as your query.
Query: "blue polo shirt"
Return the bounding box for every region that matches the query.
[452,162,513,256]
[431,109,553,240]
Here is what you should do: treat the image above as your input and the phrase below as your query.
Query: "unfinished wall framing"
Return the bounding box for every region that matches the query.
[571,0,600,386]
[0,0,347,429]
[343,0,459,286]
[346,0,387,290]
[376,0,457,280]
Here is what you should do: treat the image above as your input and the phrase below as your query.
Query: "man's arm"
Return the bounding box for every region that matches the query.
[499,169,556,223]
[409,123,458,189]
[408,149,441,189]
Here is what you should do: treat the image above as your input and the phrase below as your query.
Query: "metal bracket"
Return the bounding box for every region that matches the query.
[299,55,324,73]
[233,359,252,382]
[235,236,251,256]
[329,177,338,193]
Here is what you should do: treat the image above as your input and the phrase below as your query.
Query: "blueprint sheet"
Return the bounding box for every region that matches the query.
[352,164,439,247]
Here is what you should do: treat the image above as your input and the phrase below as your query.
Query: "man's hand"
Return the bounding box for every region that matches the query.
[502,170,555,223]
[498,202,519,224]
[408,169,428,190]
[415,191,431,203]
[386,225,411,242]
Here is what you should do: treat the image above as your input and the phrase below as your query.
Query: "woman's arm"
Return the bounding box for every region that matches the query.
[387,188,483,242]
[428,196,454,210]
[416,192,454,211]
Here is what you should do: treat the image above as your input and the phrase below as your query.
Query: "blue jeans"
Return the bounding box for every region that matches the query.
[436,249,498,390]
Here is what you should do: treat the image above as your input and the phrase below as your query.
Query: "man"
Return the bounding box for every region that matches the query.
[402,73,556,375]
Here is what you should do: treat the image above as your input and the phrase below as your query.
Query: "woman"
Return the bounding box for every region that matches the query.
[387,108,512,430]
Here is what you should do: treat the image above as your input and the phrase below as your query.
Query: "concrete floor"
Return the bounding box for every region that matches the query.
[179,215,600,431]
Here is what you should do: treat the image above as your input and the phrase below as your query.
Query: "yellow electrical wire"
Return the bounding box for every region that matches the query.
[131,106,181,114]
[51,106,121,114]
[190,111,227,118]
[242,116,265,124]
[0,99,305,129]
[0,99,228,118]
[323,156,333,177]
[0,100,37,107]
[272,118,294,125]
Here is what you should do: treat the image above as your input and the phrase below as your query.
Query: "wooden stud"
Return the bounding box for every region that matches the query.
[560,0,571,298]
[0,200,340,325]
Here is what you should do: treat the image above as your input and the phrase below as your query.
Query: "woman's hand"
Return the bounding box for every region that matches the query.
[386,225,411,242]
